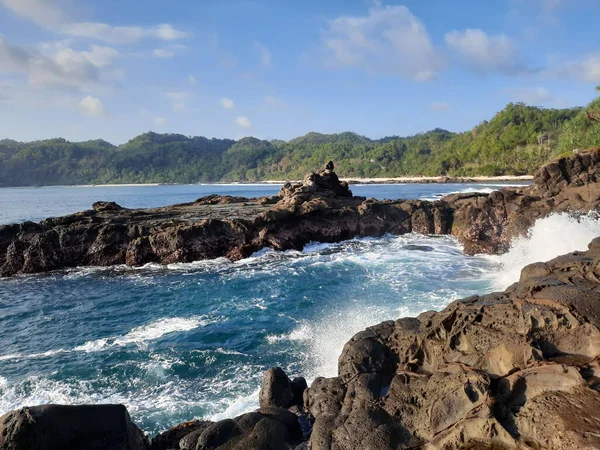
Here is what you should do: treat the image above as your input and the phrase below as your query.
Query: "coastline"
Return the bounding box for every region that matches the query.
[259,175,533,185]
[0,175,533,189]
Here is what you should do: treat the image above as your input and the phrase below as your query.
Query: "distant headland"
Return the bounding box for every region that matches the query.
[1,95,599,187]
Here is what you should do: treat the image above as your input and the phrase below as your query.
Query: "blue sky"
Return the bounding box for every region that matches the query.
[0,0,599,144]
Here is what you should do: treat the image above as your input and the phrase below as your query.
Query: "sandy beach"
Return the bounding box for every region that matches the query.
[262,175,533,185]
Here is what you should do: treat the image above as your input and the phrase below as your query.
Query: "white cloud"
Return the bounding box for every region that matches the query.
[79,95,108,117]
[0,0,189,45]
[61,23,189,45]
[153,48,174,58]
[153,117,166,126]
[188,75,197,85]
[163,92,188,111]
[164,91,189,101]
[0,0,65,27]
[264,96,287,110]
[445,29,525,75]
[555,53,600,83]
[253,41,272,68]
[508,87,553,104]
[430,102,450,112]
[322,4,443,81]
[0,36,31,72]
[220,97,235,109]
[236,116,252,128]
[0,36,121,90]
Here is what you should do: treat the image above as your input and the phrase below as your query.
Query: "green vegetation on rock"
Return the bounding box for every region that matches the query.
[1,93,599,186]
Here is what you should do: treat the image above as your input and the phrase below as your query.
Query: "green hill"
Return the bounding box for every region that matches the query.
[1,92,599,186]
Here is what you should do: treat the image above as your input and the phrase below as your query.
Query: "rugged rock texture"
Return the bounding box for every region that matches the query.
[2,151,600,276]
[4,239,600,448]
[0,404,148,450]
[449,148,600,254]
[164,237,600,450]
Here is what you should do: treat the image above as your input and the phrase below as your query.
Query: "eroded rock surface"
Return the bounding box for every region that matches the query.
[176,238,600,450]
[4,240,600,448]
[2,152,600,276]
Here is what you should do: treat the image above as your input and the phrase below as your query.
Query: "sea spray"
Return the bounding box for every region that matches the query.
[487,212,600,290]
[6,222,593,435]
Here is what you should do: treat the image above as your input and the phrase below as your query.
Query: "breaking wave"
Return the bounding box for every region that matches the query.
[488,212,600,290]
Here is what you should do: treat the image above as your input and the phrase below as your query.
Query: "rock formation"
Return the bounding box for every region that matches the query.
[0,404,148,450]
[1,151,600,278]
[4,239,600,449]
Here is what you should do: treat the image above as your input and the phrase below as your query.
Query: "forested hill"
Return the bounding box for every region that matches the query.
[1,98,600,186]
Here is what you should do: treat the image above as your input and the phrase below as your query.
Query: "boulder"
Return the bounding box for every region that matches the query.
[92,201,124,212]
[259,367,294,409]
[195,408,302,450]
[149,420,211,450]
[0,404,149,450]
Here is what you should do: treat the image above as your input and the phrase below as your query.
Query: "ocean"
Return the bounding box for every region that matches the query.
[1,182,599,436]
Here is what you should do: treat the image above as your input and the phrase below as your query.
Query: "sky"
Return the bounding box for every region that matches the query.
[0,0,599,144]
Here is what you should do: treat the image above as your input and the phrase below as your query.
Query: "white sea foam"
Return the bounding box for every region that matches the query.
[208,387,261,422]
[0,316,217,361]
[74,316,216,352]
[488,212,600,290]
[0,376,7,388]
[0,349,68,361]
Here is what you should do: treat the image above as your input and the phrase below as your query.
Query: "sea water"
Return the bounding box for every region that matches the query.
[1,182,598,436]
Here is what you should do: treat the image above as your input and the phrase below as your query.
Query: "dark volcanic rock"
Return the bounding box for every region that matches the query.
[259,367,295,409]
[2,151,600,276]
[92,201,124,212]
[195,407,303,450]
[185,238,600,449]
[448,148,600,254]
[294,238,600,449]
[149,420,212,450]
[4,239,600,449]
[0,404,149,450]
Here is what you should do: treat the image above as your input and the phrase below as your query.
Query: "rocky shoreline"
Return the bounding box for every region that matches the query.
[2,237,600,449]
[2,151,600,449]
[1,150,599,277]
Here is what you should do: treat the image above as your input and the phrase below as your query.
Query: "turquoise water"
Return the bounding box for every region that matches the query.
[0,183,525,435]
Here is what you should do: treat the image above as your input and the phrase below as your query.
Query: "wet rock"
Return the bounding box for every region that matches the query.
[0,404,149,450]
[3,149,600,276]
[259,367,294,409]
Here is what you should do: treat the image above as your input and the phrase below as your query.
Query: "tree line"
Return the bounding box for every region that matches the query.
[1,93,599,186]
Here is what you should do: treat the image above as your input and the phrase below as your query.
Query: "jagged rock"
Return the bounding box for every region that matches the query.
[294,238,600,449]
[290,377,308,408]
[194,195,250,205]
[92,201,124,211]
[3,149,600,276]
[277,161,353,205]
[0,404,149,450]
